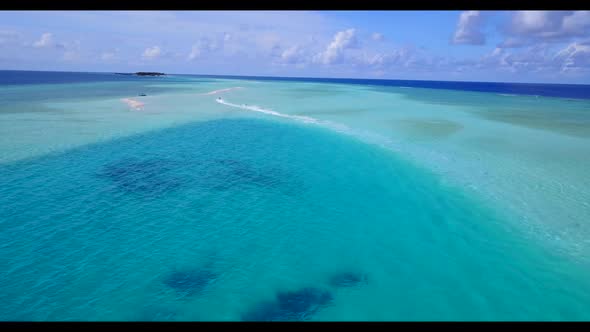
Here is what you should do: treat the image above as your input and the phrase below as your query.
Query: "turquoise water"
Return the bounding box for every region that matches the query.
[1,72,590,321]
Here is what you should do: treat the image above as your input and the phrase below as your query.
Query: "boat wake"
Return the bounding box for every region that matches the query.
[215,98,394,148]
[202,87,244,95]
[216,98,320,124]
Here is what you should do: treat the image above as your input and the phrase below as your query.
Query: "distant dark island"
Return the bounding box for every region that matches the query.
[115,72,166,77]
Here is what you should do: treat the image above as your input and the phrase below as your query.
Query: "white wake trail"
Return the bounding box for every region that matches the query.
[202,87,244,95]
[216,98,320,124]
[214,98,393,149]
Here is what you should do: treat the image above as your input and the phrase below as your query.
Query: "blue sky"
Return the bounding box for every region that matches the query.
[0,10,589,83]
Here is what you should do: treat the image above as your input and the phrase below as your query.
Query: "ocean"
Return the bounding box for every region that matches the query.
[1,70,589,321]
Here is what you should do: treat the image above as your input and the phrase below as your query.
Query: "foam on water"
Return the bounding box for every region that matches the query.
[217,98,320,124]
[202,87,244,95]
[215,97,395,149]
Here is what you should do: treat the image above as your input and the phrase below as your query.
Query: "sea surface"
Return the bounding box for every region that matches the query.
[1,70,590,321]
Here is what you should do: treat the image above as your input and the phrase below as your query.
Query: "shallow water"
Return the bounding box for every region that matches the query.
[1,72,590,320]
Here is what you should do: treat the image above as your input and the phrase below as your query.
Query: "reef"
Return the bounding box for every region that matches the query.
[329,271,368,288]
[242,287,333,321]
[97,159,183,196]
[163,268,218,297]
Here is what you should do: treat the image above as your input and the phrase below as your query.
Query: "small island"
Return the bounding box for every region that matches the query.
[135,72,166,76]
[114,72,166,77]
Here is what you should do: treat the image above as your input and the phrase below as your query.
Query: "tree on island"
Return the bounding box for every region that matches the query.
[114,72,166,76]
[135,72,166,76]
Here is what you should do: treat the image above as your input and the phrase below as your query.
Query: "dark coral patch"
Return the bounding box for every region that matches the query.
[329,271,368,288]
[204,159,283,191]
[164,269,218,297]
[98,156,301,198]
[241,301,284,321]
[242,287,333,321]
[276,287,333,317]
[210,159,303,195]
[98,159,184,196]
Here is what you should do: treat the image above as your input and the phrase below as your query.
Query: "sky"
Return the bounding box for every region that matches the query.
[0,10,589,84]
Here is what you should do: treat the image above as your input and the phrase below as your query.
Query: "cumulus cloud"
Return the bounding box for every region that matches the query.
[142,46,161,59]
[506,11,590,44]
[30,32,80,60]
[452,11,486,45]
[187,45,201,61]
[372,32,384,42]
[479,47,514,69]
[101,51,116,61]
[33,32,53,48]
[354,46,451,76]
[187,36,223,61]
[63,51,77,61]
[1,11,589,81]
[554,41,590,72]
[256,33,282,53]
[462,42,590,76]
[314,28,357,65]
[498,37,528,48]
[0,30,19,45]
[279,45,306,64]
[361,49,407,68]
[60,40,81,61]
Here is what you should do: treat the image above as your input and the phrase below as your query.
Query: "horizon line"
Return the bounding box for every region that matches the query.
[1,68,589,87]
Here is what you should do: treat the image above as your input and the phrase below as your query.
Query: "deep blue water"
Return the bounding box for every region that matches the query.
[2,70,588,100]
[185,74,590,100]
[0,70,199,86]
[0,70,150,85]
[0,71,202,107]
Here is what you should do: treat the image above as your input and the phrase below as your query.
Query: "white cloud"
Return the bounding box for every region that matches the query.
[187,36,223,61]
[362,51,402,68]
[0,30,19,45]
[513,11,553,34]
[2,11,589,82]
[509,11,590,41]
[314,28,357,65]
[554,41,590,72]
[463,42,590,76]
[355,46,448,75]
[371,32,384,42]
[187,45,201,60]
[256,33,282,53]
[61,40,81,61]
[279,45,306,64]
[142,46,161,59]
[101,51,116,61]
[562,11,590,34]
[1,11,334,74]
[33,32,53,48]
[452,11,485,45]
[63,51,77,61]
[498,37,527,48]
